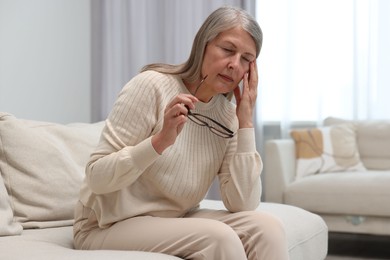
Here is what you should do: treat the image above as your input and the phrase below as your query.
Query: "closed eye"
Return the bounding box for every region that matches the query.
[222,47,233,53]
[242,56,251,62]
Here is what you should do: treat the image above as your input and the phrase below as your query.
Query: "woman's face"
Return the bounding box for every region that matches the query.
[199,26,256,100]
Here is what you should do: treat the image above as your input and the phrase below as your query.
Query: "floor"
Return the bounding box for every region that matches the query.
[326,257,384,260]
[325,232,390,260]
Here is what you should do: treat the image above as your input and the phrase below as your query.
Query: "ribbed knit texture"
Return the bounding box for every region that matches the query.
[76,71,262,229]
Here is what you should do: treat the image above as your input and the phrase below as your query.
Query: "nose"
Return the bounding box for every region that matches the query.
[228,54,240,70]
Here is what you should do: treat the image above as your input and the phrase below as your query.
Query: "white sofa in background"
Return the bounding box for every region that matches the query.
[0,112,328,259]
[264,117,390,236]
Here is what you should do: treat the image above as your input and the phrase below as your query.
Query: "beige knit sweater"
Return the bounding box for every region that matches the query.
[76,70,262,229]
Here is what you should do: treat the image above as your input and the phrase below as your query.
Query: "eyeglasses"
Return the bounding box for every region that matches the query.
[186,107,235,138]
[185,76,234,138]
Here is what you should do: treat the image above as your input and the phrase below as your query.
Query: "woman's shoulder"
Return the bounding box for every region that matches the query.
[128,70,180,90]
[119,71,183,107]
[135,70,175,82]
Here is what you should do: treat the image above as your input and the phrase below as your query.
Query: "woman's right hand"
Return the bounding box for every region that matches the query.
[151,94,198,154]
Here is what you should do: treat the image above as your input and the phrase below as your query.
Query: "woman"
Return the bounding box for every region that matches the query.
[74,6,289,260]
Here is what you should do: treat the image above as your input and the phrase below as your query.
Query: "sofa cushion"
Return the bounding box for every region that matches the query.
[0,174,22,236]
[290,123,366,179]
[0,112,104,229]
[0,226,182,260]
[285,171,390,217]
[324,117,390,170]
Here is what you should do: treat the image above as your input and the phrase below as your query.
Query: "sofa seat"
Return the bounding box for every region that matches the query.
[285,171,390,216]
[0,226,181,260]
[0,200,328,260]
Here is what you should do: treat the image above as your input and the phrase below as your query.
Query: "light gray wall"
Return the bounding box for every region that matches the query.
[0,0,91,123]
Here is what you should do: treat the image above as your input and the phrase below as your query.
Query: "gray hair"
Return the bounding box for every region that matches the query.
[141,6,263,83]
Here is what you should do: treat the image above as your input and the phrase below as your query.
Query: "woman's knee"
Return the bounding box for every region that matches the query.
[237,212,289,260]
[199,220,247,260]
[207,220,240,244]
[247,211,287,242]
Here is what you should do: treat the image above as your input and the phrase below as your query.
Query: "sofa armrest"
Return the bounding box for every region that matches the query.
[264,139,296,203]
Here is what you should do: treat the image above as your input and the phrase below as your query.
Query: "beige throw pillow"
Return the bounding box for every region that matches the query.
[324,117,390,170]
[290,123,366,179]
[0,112,103,229]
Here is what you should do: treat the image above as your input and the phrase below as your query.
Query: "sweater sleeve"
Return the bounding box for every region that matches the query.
[218,128,263,212]
[85,72,164,194]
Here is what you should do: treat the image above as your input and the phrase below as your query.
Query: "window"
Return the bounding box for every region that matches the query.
[256,0,390,122]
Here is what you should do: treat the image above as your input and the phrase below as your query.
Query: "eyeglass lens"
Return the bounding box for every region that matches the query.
[187,110,234,138]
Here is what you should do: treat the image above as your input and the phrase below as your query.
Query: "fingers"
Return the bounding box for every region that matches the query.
[153,94,198,154]
[165,94,198,120]
[237,62,258,111]
[234,85,241,105]
[235,63,258,128]
[249,61,258,84]
[244,61,257,91]
[167,94,198,111]
[244,61,258,97]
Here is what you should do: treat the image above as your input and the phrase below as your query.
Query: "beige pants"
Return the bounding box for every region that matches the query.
[74,206,289,260]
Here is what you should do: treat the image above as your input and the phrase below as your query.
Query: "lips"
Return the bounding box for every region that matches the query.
[218,74,234,82]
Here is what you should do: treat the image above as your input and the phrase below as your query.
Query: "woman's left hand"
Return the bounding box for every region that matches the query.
[234,61,258,128]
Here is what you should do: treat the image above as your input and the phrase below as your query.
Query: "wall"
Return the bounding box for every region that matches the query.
[0,0,91,123]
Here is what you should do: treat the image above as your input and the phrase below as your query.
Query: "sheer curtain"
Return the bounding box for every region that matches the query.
[256,0,390,139]
[91,0,254,122]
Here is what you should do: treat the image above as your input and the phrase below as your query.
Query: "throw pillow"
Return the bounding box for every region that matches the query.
[324,117,390,170]
[0,112,104,229]
[290,123,366,179]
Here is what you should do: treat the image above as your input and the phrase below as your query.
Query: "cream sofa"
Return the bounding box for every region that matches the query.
[0,112,328,259]
[264,117,390,236]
